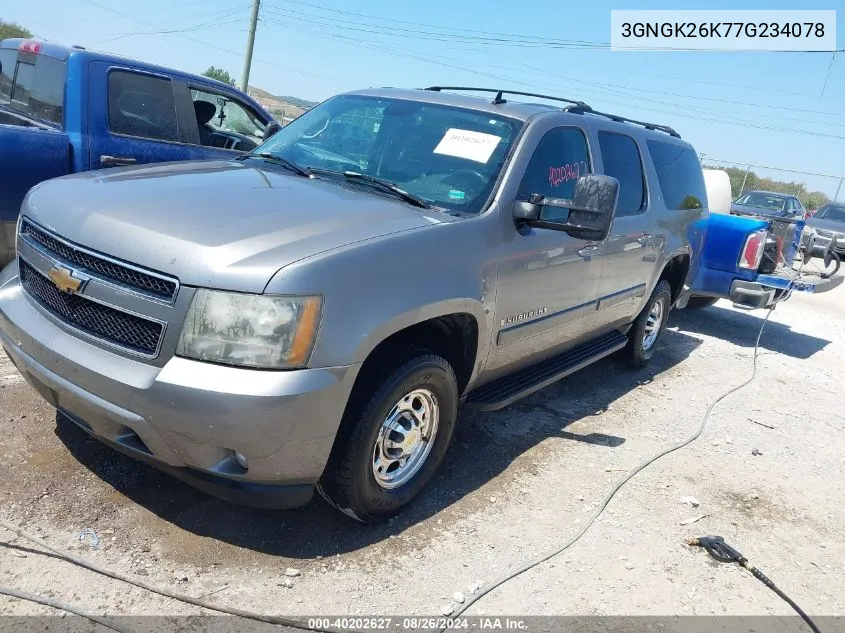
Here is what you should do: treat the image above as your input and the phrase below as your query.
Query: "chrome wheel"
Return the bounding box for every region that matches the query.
[372,388,440,490]
[642,298,665,351]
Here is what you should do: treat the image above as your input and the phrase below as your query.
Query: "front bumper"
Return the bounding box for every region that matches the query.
[0,261,360,508]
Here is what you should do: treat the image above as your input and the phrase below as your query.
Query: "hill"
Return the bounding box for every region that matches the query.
[246,86,317,122]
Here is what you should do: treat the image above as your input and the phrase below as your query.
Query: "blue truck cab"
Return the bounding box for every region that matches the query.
[0,38,278,266]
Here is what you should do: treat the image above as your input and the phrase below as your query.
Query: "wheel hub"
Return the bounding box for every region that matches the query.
[642,298,664,351]
[372,388,439,490]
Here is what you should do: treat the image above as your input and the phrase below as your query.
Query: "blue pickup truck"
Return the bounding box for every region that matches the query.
[680,170,842,310]
[0,38,279,266]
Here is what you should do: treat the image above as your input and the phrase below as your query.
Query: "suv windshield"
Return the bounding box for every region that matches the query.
[254,94,523,213]
[816,203,845,223]
[0,48,66,125]
[733,192,788,216]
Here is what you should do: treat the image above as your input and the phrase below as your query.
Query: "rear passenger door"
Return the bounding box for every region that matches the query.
[593,130,657,328]
[88,63,195,169]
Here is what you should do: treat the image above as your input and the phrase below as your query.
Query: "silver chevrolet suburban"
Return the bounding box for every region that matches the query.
[0,87,708,521]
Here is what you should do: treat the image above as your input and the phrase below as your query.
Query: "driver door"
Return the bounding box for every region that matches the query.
[174,82,270,159]
[486,125,606,375]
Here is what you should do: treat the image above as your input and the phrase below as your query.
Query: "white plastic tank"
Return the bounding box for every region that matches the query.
[703,168,733,214]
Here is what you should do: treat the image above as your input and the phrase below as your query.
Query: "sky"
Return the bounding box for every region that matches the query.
[5,0,844,198]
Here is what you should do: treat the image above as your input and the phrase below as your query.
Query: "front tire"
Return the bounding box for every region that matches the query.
[318,353,459,522]
[624,279,672,367]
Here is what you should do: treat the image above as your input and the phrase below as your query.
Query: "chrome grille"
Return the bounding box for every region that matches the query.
[20,219,178,301]
[19,259,164,356]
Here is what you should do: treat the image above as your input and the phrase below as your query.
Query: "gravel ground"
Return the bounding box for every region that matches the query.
[1,281,843,628]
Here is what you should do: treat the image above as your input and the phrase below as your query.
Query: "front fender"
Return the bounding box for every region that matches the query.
[264,216,497,374]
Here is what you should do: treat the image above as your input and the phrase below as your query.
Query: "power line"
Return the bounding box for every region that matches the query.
[259,9,845,116]
[261,0,844,53]
[90,7,249,44]
[77,0,342,83]
[259,16,845,140]
[820,52,838,97]
[700,159,843,180]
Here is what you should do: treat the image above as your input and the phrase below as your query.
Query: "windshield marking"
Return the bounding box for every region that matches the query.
[433,128,502,164]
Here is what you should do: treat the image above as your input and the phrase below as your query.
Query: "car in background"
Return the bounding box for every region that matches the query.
[731,190,805,220]
[806,201,845,257]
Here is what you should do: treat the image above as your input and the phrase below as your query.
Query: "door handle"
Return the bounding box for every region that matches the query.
[100,155,137,167]
[637,232,652,245]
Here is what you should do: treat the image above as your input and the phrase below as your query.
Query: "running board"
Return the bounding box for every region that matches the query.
[464,330,628,412]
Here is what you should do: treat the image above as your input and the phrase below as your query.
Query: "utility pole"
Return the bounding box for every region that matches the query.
[240,0,260,93]
[739,163,753,196]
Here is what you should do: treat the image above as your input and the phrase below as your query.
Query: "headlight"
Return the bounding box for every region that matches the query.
[176,290,322,369]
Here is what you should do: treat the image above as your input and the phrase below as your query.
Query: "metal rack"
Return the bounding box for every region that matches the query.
[423,86,681,138]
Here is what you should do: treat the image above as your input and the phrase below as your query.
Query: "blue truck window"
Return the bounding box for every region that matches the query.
[189,87,266,148]
[108,70,178,142]
[0,49,65,125]
[598,131,646,217]
[646,140,706,211]
[518,126,591,220]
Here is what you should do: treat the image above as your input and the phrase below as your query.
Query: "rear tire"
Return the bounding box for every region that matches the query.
[318,353,458,523]
[682,296,719,310]
[624,280,672,367]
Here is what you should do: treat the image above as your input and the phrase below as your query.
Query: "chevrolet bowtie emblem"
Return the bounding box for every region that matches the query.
[48,266,86,295]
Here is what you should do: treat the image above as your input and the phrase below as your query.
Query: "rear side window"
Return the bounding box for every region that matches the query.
[0,49,66,124]
[597,131,645,217]
[518,126,591,206]
[108,70,178,142]
[646,140,707,211]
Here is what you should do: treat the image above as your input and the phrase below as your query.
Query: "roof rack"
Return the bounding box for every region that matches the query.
[580,108,681,138]
[423,85,681,138]
[424,86,590,110]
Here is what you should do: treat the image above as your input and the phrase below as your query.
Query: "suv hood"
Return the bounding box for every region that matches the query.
[22,160,442,292]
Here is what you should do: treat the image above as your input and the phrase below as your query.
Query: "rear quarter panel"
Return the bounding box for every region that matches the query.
[688,212,769,295]
[0,121,70,223]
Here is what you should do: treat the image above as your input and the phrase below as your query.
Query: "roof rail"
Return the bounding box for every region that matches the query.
[575,107,681,138]
[424,86,590,110]
[424,85,681,138]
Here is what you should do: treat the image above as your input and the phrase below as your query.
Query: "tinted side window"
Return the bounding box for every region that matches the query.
[597,131,645,217]
[646,140,706,211]
[0,50,66,124]
[518,127,591,215]
[108,70,178,142]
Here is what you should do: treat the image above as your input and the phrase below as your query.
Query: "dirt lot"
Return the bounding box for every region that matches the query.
[1,282,844,626]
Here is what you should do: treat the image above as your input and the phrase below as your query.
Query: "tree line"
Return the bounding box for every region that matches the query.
[1,19,33,40]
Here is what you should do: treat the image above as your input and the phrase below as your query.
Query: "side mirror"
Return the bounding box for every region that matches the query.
[513,174,620,241]
[264,120,282,139]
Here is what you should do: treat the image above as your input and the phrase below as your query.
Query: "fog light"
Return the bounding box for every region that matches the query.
[234,451,249,470]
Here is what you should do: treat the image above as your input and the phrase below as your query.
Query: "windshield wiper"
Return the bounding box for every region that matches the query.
[237,152,313,178]
[309,168,430,209]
